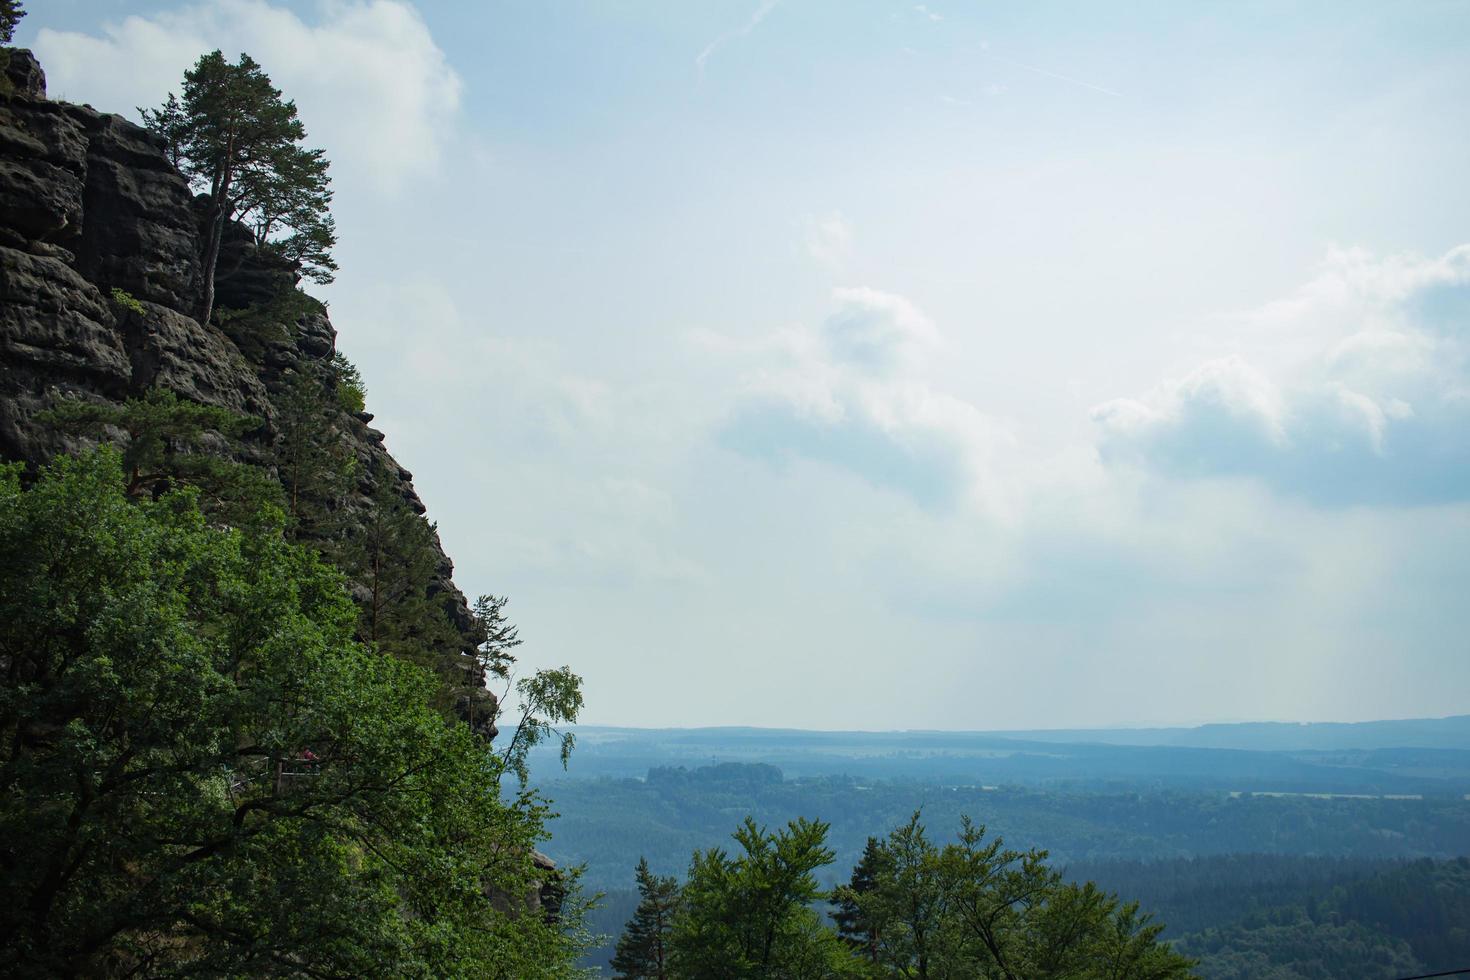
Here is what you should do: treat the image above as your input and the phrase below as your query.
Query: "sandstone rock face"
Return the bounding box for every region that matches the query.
[0,48,490,731]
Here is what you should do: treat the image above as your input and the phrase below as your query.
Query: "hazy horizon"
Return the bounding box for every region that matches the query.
[21,0,1470,730]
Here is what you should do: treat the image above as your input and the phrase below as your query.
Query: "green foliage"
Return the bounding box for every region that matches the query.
[339,475,461,669]
[0,449,588,976]
[472,593,523,682]
[831,813,1196,979]
[501,666,585,787]
[213,284,324,359]
[541,766,1470,894]
[37,388,281,526]
[1179,909,1421,979]
[271,365,356,535]
[669,816,863,979]
[331,350,366,414]
[831,837,886,961]
[0,0,23,45]
[143,50,336,324]
[109,286,146,315]
[1169,856,1470,978]
[611,857,682,979]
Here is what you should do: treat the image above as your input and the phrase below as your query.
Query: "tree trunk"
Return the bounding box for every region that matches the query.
[198,205,225,326]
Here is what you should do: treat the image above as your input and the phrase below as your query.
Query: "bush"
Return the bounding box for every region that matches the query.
[332,351,367,414]
[109,286,147,315]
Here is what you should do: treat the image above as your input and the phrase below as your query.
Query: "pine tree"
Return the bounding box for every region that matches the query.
[341,475,461,671]
[37,388,280,526]
[271,366,355,537]
[0,1,25,44]
[142,51,336,325]
[611,857,681,980]
[832,836,886,962]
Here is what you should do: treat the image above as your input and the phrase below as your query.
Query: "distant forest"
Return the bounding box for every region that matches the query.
[544,763,1470,977]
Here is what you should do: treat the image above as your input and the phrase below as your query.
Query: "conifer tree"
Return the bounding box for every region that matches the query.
[272,366,355,536]
[611,857,681,980]
[831,836,886,963]
[0,1,24,44]
[142,51,336,325]
[342,475,460,670]
[38,388,280,526]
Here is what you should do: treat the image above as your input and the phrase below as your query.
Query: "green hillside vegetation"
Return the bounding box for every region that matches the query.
[0,450,589,975]
[553,764,1470,975]
[608,813,1194,979]
[541,764,1470,889]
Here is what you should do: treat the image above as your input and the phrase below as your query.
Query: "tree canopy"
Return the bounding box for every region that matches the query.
[670,816,863,979]
[613,811,1198,979]
[612,856,682,979]
[0,449,587,976]
[0,1,24,45]
[142,50,336,325]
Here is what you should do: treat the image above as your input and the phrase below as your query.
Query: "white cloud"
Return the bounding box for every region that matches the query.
[34,0,460,193]
[1093,244,1470,505]
[719,287,1013,510]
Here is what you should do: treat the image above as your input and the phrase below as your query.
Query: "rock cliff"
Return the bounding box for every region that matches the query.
[0,49,495,732]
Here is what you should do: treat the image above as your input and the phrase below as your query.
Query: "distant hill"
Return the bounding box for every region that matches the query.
[1001,714,1470,751]
[531,718,1470,795]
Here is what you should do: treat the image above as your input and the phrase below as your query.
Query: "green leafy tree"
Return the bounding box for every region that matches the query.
[847,813,956,978]
[849,815,1197,980]
[669,816,863,979]
[612,857,682,979]
[142,50,336,325]
[499,665,585,787]
[0,449,588,976]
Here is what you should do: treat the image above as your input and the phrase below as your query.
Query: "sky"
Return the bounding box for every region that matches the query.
[18,0,1470,730]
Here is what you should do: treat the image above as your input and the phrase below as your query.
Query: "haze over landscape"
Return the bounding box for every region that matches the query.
[22,0,1470,731]
[5,1,1470,977]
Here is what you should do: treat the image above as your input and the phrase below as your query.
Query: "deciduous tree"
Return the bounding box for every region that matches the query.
[0,449,588,976]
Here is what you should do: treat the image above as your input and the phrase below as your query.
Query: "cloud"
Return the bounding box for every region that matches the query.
[800,211,854,270]
[716,288,1012,510]
[914,5,943,22]
[34,0,460,193]
[1093,245,1470,506]
[696,0,777,79]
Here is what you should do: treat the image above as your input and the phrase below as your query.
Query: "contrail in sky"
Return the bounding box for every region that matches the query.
[696,0,779,80]
[989,54,1122,98]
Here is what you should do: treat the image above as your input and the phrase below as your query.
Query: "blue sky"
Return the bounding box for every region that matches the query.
[21,0,1470,729]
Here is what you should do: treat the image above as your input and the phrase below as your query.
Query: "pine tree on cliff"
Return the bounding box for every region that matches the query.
[1,1,25,44]
[142,51,336,326]
[0,0,25,94]
[611,857,681,980]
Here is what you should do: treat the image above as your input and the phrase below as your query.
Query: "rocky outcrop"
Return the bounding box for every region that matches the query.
[0,49,493,732]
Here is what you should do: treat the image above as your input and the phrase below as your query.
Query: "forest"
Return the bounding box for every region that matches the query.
[546,762,1470,977]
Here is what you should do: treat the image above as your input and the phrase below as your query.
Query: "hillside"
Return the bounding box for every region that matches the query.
[0,48,493,730]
